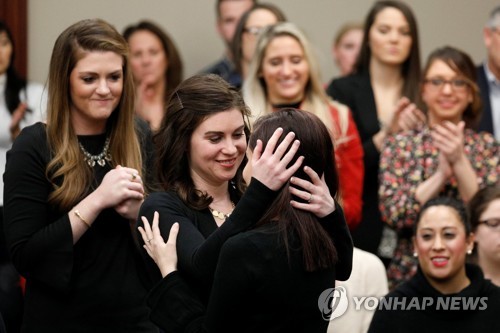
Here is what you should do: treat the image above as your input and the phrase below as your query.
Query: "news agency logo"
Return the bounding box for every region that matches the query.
[318,287,489,321]
[318,286,349,320]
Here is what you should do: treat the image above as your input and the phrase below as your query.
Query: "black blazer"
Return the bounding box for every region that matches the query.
[476,64,494,134]
[326,73,384,254]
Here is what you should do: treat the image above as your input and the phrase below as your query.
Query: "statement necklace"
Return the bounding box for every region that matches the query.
[209,201,235,220]
[78,137,112,167]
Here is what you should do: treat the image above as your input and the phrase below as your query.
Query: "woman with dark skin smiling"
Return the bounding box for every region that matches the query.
[368,197,500,333]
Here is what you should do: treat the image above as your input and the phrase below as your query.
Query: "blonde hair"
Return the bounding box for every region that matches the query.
[46,19,143,211]
[242,22,351,143]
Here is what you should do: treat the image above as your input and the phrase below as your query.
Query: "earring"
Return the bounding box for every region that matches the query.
[413,252,418,258]
[467,249,473,255]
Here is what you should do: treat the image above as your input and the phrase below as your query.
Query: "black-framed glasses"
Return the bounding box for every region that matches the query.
[424,77,471,92]
[243,26,265,36]
[478,218,500,229]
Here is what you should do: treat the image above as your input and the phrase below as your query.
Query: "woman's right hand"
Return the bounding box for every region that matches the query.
[94,165,144,210]
[138,212,179,278]
[250,127,304,191]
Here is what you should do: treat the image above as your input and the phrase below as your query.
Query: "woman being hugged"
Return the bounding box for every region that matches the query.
[243,22,364,228]
[3,19,156,332]
[379,46,499,289]
[137,73,304,298]
[140,109,353,332]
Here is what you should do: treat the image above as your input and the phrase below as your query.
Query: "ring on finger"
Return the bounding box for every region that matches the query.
[307,193,313,203]
[146,238,153,243]
[131,172,138,181]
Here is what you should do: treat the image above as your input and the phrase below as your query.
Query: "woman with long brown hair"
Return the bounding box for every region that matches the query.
[3,19,156,332]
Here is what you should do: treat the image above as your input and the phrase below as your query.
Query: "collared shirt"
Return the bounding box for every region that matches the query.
[484,62,500,141]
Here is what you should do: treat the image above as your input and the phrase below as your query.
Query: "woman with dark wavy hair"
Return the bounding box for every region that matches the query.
[139,108,353,332]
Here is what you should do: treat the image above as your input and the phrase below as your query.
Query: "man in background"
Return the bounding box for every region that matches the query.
[200,0,255,88]
[477,5,500,140]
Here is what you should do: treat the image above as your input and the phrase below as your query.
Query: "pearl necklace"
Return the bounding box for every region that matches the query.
[78,137,112,167]
[209,201,235,220]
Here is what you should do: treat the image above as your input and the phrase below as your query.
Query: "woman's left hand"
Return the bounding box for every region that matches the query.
[138,212,179,278]
[289,166,335,218]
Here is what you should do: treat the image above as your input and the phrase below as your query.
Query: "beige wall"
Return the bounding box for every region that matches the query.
[28,0,497,85]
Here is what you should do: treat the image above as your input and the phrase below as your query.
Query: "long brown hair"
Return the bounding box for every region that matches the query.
[46,19,142,211]
[154,73,250,209]
[355,0,422,104]
[249,109,339,272]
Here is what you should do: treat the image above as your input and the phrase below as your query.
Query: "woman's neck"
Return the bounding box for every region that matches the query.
[426,267,471,295]
[478,254,500,286]
[370,58,404,88]
[191,174,230,203]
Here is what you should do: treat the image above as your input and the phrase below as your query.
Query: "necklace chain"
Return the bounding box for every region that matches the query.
[78,137,112,168]
[209,201,235,220]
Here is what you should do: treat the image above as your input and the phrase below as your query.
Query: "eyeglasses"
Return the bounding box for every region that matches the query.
[243,26,265,36]
[424,77,471,92]
[478,218,500,229]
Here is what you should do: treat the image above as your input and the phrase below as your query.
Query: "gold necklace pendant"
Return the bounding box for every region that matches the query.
[209,201,235,220]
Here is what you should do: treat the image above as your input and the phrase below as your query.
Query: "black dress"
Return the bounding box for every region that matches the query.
[137,179,280,301]
[145,206,353,333]
[3,123,157,332]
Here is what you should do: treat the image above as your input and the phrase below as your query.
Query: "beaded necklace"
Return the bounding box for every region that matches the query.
[78,137,112,167]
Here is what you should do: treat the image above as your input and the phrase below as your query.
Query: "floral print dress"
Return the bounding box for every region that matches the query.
[379,126,499,290]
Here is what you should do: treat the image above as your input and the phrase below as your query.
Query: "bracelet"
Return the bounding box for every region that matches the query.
[74,209,91,228]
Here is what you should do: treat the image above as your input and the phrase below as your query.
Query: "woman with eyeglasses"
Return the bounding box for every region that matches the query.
[378,46,499,290]
[468,185,500,286]
[231,3,287,82]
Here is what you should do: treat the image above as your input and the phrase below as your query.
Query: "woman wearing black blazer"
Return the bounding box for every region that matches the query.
[326,1,424,260]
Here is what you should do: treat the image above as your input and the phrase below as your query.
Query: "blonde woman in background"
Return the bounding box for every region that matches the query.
[243,22,364,228]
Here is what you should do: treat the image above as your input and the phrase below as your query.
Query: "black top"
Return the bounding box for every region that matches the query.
[137,179,279,301]
[326,73,384,254]
[145,206,353,333]
[368,264,500,333]
[3,123,157,332]
[476,64,495,135]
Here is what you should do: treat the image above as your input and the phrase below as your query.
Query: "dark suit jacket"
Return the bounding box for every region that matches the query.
[476,64,495,134]
[326,73,384,254]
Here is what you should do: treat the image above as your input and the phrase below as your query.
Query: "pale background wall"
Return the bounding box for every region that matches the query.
[28,0,498,85]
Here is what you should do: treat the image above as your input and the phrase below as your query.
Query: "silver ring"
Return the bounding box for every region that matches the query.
[307,194,313,203]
